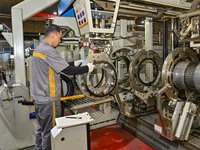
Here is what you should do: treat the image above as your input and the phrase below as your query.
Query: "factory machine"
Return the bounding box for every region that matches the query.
[55,0,121,130]
[53,1,200,149]
[155,3,200,142]
[117,1,200,150]
[0,0,121,149]
[1,0,200,150]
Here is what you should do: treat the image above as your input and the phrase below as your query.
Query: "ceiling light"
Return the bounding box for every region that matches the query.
[53,12,57,15]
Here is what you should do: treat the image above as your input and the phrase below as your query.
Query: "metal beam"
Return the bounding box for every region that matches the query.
[11,8,26,85]
[136,0,191,9]
[11,0,59,85]
[12,0,59,21]
[145,17,153,81]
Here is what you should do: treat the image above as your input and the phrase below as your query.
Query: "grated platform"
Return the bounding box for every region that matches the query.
[65,96,114,109]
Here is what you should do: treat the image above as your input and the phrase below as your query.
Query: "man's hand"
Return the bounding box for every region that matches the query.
[87,63,95,73]
[74,60,83,66]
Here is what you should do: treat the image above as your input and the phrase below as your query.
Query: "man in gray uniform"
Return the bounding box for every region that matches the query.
[31,24,94,150]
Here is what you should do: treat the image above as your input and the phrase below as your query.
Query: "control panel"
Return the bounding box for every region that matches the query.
[75,5,88,29]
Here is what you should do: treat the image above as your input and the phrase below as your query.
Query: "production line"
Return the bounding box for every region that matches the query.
[0,0,200,149]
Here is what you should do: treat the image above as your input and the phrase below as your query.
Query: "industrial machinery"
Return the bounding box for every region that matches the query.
[154,1,200,141]
[57,0,120,100]
[56,0,121,130]
[2,0,200,150]
[155,47,199,141]
[113,48,163,118]
[116,0,200,149]
[173,0,200,47]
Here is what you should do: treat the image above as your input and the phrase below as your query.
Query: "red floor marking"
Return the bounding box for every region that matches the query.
[90,124,154,150]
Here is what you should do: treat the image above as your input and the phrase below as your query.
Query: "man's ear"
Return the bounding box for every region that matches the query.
[50,33,56,40]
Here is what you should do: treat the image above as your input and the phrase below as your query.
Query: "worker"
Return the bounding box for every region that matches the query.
[31,24,95,150]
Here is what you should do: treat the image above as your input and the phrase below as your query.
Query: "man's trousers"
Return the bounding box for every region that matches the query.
[34,100,61,150]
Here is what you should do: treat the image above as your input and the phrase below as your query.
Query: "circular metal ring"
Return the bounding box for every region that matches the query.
[84,61,117,97]
[93,69,104,88]
[137,57,159,86]
[114,56,130,73]
[77,59,117,99]
[111,48,135,87]
[129,50,162,93]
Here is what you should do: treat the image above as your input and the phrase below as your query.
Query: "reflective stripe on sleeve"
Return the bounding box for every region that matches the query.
[49,66,55,97]
[33,52,46,60]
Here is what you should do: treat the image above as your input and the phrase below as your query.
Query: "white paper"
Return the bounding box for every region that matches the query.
[55,112,94,129]
[51,125,62,138]
[12,83,21,87]
[154,124,162,133]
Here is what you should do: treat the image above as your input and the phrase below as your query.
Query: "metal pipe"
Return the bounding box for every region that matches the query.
[174,18,179,48]
[60,94,86,101]
[147,10,164,19]
[171,19,174,50]
[134,0,191,10]
[145,17,153,82]
[179,10,200,19]
[119,5,157,13]
[188,0,200,13]
[118,9,148,16]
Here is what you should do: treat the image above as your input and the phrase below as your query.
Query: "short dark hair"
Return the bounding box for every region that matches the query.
[44,24,62,37]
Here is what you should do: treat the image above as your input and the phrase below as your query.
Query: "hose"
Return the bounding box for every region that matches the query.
[60,73,74,116]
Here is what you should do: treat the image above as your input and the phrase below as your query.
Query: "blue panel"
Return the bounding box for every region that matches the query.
[58,0,75,16]
[61,7,75,17]
[3,47,12,52]
[31,44,34,49]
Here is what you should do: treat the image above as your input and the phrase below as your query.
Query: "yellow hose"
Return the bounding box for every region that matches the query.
[60,94,86,101]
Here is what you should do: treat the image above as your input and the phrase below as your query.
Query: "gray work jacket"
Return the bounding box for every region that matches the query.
[31,40,69,104]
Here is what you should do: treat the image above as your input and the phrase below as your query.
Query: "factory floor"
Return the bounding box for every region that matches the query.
[23,124,153,150]
[90,124,154,150]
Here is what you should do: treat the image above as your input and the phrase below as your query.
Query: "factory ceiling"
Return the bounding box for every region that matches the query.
[0,0,59,40]
[0,0,195,40]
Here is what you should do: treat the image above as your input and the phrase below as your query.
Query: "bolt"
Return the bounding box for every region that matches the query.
[111,71,115,76]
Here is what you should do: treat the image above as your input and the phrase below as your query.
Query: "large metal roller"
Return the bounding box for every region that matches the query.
[173,61,200,92]
[161,47,199,96]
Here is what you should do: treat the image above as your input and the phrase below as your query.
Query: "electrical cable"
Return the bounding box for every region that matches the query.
[60,73,74,116]
[60,73,74,97]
